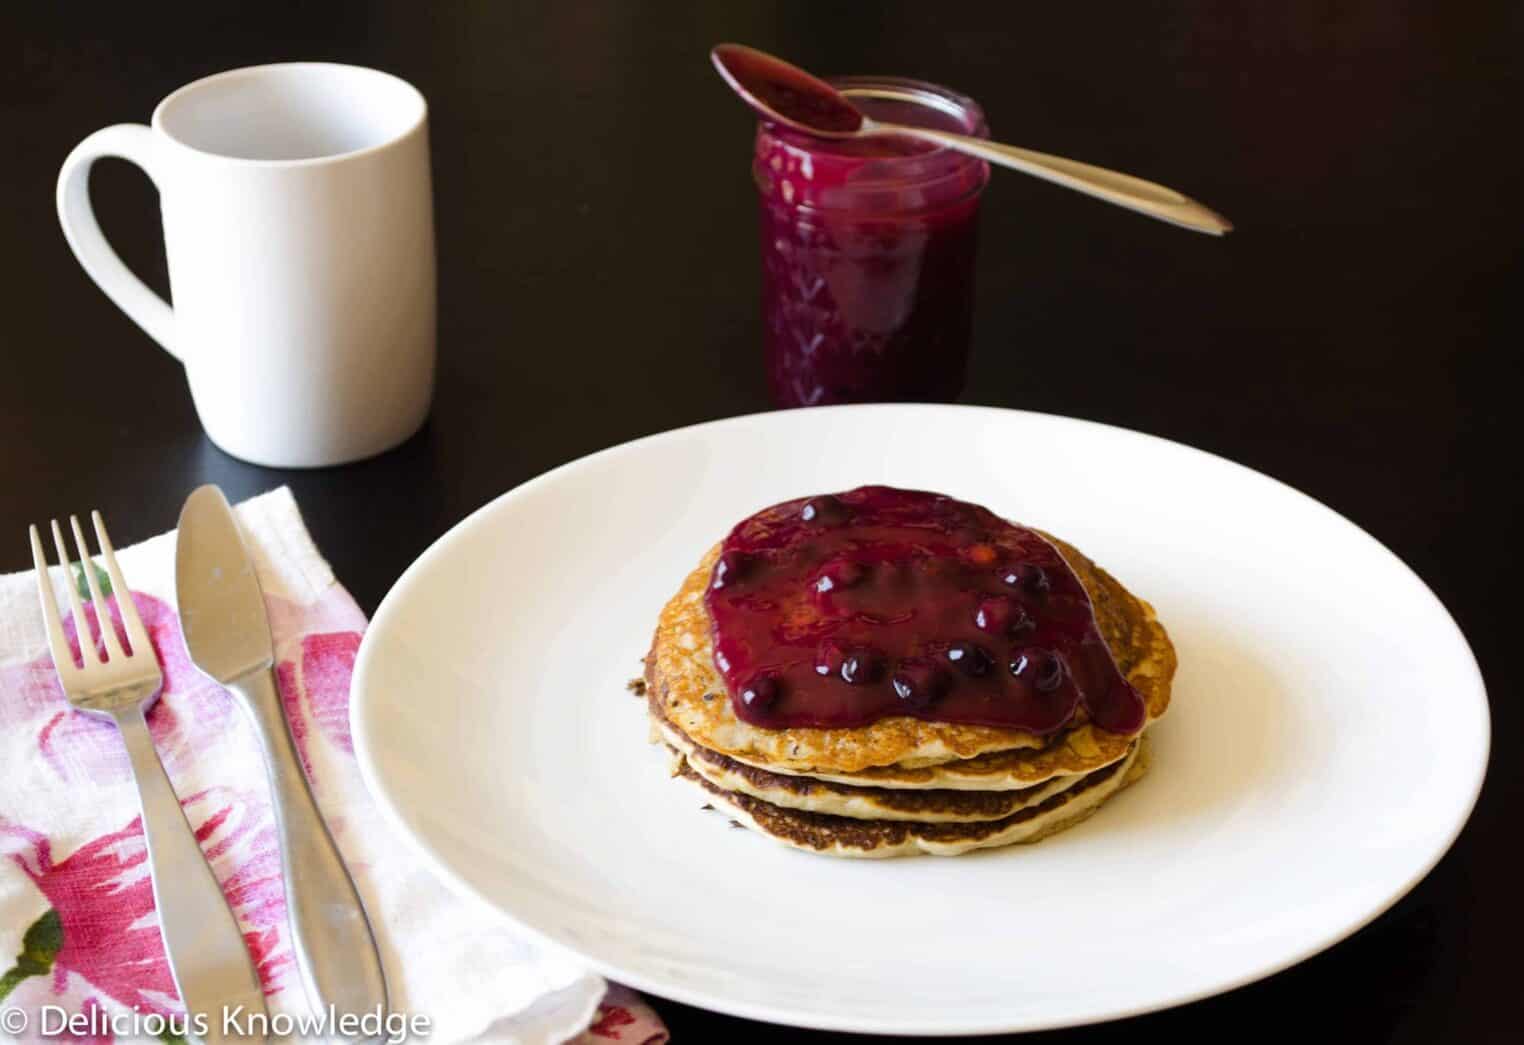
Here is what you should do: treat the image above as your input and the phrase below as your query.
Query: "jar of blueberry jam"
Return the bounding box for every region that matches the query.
[753,77,990,407]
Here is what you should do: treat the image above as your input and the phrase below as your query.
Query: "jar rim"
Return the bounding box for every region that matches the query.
[830,75,989,143]
[756,75,990,205]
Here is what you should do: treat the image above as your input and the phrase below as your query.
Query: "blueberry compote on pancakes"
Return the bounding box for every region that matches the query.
[705,486,1146,734]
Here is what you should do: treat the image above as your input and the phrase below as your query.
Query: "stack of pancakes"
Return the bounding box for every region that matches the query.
[644,535,1176,858]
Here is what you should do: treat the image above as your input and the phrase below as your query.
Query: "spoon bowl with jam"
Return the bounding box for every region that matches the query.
[712,43,1232,236]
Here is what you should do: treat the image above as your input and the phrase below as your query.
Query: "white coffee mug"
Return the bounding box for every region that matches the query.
[57,63,436,468]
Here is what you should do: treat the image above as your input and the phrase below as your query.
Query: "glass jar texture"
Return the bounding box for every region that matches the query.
[754,77,990,407]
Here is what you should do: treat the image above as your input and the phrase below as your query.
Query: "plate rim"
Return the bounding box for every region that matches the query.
[350,403,1491,1035]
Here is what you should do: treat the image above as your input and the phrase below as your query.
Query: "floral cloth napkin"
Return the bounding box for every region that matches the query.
[0,487,667,1045]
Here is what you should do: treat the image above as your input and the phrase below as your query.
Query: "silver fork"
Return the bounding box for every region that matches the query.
[31,512,267,1045]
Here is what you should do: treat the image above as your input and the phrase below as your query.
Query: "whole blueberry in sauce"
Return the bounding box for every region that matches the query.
[839,648,883,686]
[974,596,1031,636]
[711,549,750,590]
[740,672,781,710]
[1034,653,1066,692]
[705,486,1145,732]
[1011,649,1065,693]
[1001,563,1051,594]
[944,641,992,677]
[891,659,945,709]
[814,557,865,594]
[800,495,849,525]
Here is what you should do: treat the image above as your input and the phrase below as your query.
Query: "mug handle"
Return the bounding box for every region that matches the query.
[56,124,179,360]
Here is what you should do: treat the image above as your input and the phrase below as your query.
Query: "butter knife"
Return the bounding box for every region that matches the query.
[176,485,388,1023]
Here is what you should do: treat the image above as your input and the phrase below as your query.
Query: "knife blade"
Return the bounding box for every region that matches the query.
[176,486,274,683]
[176,485,389,1024]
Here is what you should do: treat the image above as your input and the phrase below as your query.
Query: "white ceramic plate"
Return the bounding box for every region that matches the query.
[351,405,1488,1035]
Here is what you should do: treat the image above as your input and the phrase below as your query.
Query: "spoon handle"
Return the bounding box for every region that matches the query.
[870,122,1232,236]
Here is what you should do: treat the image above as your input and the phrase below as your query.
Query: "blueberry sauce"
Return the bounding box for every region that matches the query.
[704,486,1147,733]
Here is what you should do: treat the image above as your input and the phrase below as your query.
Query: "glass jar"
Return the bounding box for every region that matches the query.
[753,77,990,408]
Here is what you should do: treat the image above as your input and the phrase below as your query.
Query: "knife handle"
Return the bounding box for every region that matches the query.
[233,668,389,1021]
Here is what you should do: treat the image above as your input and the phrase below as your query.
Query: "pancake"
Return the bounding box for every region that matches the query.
[670,737,1149,858]
[713,711,1135,791]
[644,533,1174,778]
[657,715,1086,822]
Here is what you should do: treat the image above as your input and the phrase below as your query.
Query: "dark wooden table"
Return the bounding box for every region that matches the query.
[3,3,1518,1041]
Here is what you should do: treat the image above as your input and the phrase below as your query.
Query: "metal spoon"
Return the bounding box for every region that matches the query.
[711,43,1232,236]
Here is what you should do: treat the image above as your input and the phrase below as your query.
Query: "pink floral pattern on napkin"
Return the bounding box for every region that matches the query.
[0,591,234,787]
[1,784,293,1017]
[0,587,332,1030]
[276,630,361,777]
[1,534,667,1044]
[575,985,670,1045]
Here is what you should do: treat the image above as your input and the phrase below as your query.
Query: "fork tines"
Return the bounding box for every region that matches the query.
[29,511,151,674]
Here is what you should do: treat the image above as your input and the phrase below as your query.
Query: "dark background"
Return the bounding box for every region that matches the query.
[2,2,1519,1042]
